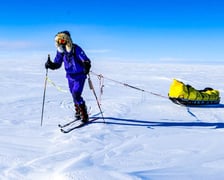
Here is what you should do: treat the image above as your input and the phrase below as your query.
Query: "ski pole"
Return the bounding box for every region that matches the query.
[88,74,105,122]
[41,55,49,126]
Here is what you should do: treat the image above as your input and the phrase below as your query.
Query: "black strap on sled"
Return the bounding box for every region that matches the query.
[169,97,220,106]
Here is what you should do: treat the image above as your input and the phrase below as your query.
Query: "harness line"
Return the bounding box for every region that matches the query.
[90,71,168,99]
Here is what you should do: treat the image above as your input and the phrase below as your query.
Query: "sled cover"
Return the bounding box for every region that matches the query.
[168,79,220,105]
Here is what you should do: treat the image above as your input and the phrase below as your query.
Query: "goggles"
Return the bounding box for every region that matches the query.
[58,38,67,45]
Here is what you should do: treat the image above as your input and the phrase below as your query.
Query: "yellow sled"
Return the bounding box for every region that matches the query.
[168,79,220,106]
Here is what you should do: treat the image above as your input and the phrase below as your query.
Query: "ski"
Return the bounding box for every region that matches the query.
[58,107,94,128]
[60,122,87,133]
[58,119,80,128]
[60,117,99,133]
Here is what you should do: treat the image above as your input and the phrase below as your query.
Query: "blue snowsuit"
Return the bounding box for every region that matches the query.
[53,44,91,105]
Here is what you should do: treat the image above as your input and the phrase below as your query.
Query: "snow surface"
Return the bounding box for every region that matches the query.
[1,59,224,180]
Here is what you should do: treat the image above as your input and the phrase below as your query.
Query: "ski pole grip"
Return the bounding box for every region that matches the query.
[88,76,94,90]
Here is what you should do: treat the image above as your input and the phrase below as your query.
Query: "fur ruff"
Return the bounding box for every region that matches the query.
[55,32,73,53]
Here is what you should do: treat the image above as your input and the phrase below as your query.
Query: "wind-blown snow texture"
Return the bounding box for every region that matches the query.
[1,59,224,180]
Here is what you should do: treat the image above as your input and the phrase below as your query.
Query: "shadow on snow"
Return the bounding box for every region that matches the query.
[182,104,224,108]
[90,117,224,129]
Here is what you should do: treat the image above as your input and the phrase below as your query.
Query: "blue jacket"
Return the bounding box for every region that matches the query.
[54,44,90,76]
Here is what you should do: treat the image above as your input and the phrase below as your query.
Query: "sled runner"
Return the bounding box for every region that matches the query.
[168,79,220,106]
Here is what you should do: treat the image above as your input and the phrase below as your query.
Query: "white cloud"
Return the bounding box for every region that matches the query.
[0,40,32,49]
[159,57,190,63]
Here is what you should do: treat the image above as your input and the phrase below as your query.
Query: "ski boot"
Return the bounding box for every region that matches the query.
[74,104,81,120]
[79,103,89,123]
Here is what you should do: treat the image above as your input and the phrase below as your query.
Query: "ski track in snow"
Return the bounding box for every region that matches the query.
[1,60,224,179]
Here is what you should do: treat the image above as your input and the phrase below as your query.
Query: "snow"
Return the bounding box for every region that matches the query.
[1,58,224,180]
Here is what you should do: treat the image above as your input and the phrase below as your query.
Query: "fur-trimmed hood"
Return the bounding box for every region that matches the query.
[55,31,73,53]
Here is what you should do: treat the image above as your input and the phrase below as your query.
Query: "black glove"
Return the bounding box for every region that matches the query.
[45,58,51,69]
[45,58,61,70]
[83,61,91,74]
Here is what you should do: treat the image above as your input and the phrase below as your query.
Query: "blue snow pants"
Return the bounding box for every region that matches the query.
[67,74,86,105]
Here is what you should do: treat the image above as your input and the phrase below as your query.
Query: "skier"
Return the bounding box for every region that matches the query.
[45,31,91,123]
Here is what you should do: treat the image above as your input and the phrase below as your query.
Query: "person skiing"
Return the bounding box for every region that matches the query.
[45,31,91,123]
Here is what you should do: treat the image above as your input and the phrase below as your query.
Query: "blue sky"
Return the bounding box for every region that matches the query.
[1,0,224,63]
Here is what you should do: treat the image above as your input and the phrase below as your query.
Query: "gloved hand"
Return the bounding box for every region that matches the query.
[45,57,60,70]
[83,61,91,74]
[45,58,53,69]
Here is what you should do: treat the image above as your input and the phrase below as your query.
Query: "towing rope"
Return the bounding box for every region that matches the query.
[47,77,68,93]
[90,71,168,99]
[46,72,168,100]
